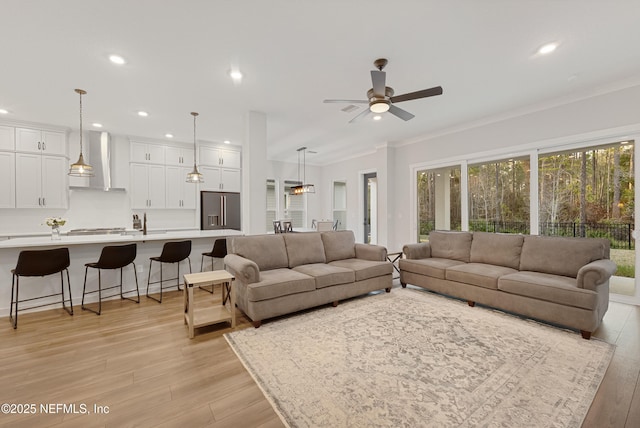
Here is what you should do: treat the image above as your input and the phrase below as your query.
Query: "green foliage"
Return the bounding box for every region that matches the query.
[616,264,635,278]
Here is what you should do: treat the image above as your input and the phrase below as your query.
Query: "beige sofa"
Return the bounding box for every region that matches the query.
[224,230,393,327]
[400,231,617,339]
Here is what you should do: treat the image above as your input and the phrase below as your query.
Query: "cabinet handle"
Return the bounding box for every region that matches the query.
[38,197,41,206]
[42,197,46,206]
[38,142,41,150]
[43,142,46,150]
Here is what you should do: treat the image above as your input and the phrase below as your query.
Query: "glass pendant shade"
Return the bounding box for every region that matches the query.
[69,152,94,177]
[186,165,204,183]
[68,88,94,177]
[186,111,204,183]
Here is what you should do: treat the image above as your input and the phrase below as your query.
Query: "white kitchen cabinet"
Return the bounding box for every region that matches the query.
[0,152,16,208]
[165,166,196,209]
[165,146,194,166]
[0,126,15,150]
[199,146,241,169]
[200,166,241,192]
[130,142,165,164]
[15,128,65,155]
[130,163,166,209]
[15,154,67,209]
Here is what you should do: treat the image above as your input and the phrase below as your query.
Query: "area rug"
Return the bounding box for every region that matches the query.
[224,288,614,428]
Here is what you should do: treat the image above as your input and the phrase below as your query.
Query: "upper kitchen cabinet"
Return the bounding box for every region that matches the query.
[199,146,241,169]
[15,128,66,155]
[15,154,67,209]
[130,163,166,209]
[0,126,15,151]
[165,166,196,209]
[165,146,194,166]
[200,166,241,193]
[131,141,165,164]
[0,152,16,208]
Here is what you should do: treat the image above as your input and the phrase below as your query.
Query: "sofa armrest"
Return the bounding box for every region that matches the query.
[355,243,387,261]
[224,254,260,284]
[403,242,431,260]
[577,259,617,291]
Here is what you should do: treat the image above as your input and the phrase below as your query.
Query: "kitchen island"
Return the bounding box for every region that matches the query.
[0,229,243,318]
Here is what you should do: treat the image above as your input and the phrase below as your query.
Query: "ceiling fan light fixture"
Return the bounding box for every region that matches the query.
[370,101,390,113]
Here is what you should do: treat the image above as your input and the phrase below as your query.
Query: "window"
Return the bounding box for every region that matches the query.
[468,157,530,234]
[266,179,277,232]
[417,166,461,241]
[333,181,347,230]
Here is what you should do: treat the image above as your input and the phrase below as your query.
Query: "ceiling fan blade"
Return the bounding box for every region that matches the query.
[371,70,386,96]
[348,107,372,124]
[323,99,368,104]
[390,86,443,103]
[388,104,415,121]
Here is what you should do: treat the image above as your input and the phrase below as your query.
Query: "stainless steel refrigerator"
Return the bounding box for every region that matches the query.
[200,191,241,230]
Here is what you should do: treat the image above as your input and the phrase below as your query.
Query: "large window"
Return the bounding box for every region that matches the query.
[468,157,530,234]
[417,166,461,241]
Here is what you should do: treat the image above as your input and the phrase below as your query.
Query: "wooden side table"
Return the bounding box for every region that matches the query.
[183,270,235,339]
[387,251,402,279]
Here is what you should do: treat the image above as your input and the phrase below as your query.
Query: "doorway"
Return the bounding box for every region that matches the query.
[363,172,377,244]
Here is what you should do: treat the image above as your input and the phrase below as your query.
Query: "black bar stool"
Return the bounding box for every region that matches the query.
[201,238,227,272]
[146,240,192,303]
[10,247,73,329]
[81,243,140,315]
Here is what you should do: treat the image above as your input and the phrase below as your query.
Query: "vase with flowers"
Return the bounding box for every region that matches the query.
[45,217,66,240]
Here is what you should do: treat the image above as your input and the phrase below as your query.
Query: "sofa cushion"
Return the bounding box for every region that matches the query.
[445,263,518,290]
[283,232,326,268]
[232,234,289,271]
[329,258,392,281]
[321,230,356,262]
[498,271,597,310]
[246,268,316,302]
[293,263,355,289]
[519,236,607,278]
[399,258,466,280]
[429,231,473,262]
[470,232,524,270]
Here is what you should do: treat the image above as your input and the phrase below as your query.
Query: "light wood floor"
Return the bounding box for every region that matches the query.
[1,283,639,428]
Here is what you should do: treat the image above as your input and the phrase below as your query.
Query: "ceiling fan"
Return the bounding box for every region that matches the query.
[324,58,443,123]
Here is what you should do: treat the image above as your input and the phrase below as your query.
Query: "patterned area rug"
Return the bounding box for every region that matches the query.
[225,288,614,428]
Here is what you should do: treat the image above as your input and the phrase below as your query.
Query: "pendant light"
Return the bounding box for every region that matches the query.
[290,146,315,195]
[186,111,204,183]
[68,89,94,177]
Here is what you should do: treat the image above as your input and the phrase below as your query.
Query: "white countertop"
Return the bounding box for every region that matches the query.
[0,229,243,249]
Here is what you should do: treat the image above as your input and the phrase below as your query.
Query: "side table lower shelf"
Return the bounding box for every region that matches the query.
[183,270,235,339]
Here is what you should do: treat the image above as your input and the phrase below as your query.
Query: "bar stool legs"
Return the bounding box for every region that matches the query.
[81,243,140,315]
[82,263,140,315]
[146,240,193,303]
[146,258,192,303]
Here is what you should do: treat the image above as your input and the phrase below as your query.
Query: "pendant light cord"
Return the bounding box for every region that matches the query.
[78,91,83,154]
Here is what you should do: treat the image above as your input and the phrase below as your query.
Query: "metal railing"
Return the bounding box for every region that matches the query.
[419,220,634,249]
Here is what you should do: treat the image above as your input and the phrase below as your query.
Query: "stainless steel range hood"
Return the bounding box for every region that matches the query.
[69,131,126,192]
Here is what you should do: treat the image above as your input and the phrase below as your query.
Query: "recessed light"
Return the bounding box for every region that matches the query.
[137,111,148,117]
[0,109,8,115]
[373,115,382,121]
[229,70,243,81]
[537,42,558,55]
[92,123,103,128]
[223,140,231,144]
[109,54,126,65]
[165,133,174,138]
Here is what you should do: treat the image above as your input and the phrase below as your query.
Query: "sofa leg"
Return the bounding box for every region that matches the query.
[385,287,391,293]
[400,282,407,288]
[252,320,262,328]
[580,330,592,340]
[332,301,339,307]
[467,301,475,307]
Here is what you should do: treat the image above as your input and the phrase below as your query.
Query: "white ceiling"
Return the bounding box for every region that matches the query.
[2,1,640,165]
